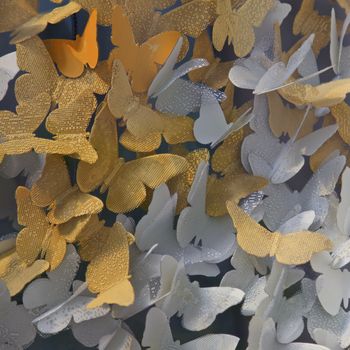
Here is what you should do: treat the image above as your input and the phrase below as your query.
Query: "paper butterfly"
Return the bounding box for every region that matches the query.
[212,0,275,57]
[10,1,81,44]
[0,236,49,296]
[135,183,224,277]
[142,307,240,350]
[156,255,244,331]
[23,245,109,334]
[0,51,19,102]
[226,201,332,265]
[0,280,36,349]
[313,329,343,350]
[241,95,337,184]
[177,162,236,265]
[45,9,98,78]
[16,155,103,269]
[261,153,346,231]
[76,101,188,213]
[109,4,181,93]
[86,222,135,308]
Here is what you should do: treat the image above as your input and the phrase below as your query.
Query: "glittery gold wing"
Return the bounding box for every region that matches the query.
[77,102,119,193]
[168,148,209,213]
[86,223,135,308]
[106,154,189,213]
[10,2,82,44]
[0,249,49,296]
[44,88,98,164]
[16,36,59,103]
[279,78,350,108]
[207,174,267,217]
[330,102,350,144]
[0,93,52,163]
[226,201,332,265]
[0,0,38,33]
[31,154,103,224]
[154,0,216,38]
[15,186,50,266]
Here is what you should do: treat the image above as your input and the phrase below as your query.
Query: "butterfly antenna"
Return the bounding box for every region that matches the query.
[290,104,311,143]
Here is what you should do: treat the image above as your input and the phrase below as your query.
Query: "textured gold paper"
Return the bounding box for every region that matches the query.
[86,223,134,308]
[330,102,350,144]
[226,201,332,265]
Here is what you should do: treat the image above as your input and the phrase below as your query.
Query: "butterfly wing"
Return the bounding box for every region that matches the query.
[0,52,19,101]
[226,201,275,259]
[86,223,134,308]
[15,186,50,266]
[182,334,240,350]
[107,154,188,213]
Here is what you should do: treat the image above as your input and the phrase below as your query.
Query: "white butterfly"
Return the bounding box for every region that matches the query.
[156,255,244,331]
[313,329,343,350]
[142,307,240,350]
[0,280,36,349]
[229,34,315,95]
[23,245,110,334]
[0,51,19,102]
[221,247,268,316]
[261,153,346,231]
[177,161,236,266]
[73,315,141,350]
[135,183,223,277]
[259,318,329,350]
[148,37,243,147]
[307,300,350,349]
[241,95,338,184]
[330,8,350,79]
[311,251,350,316]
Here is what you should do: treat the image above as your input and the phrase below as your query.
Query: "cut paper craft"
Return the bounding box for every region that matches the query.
[229,34,315,95]
[212,0,274,56]
[311,251,350,316]
[0,280,36,349]
[108,60,174,139]
[142,307,240,350]
[23,245,109,334]
[0,237,49,296]
[241,95,337,184]
[148,37,225,116]
[262,154,346,231]
[221,247,267,316]
[10,1,82,44]
[135,183,224,277]
[226,201,332,265]
[44,9,98,78]
[86,223,135,308]
[0,51,19,102]
[177,162,236,264]
[109,5,181,93]
[77,102,188,213]
[156,256,244,331]
[188,31,233,89]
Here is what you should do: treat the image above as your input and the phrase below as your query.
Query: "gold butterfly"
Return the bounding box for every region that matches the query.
[14,36,109,163]
[279,78,350,108]
[108,60,194,148]
[0,237,49,296]
[10,2,81,44]
[212,0,274,56]
[16,155,103,269]
[86,222,134,308]
[77,102,189,213]
[226,201,332,265]
[189,31,233,89]
[109,5,181,93]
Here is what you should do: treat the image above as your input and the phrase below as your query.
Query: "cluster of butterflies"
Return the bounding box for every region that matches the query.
[2,0,350,349]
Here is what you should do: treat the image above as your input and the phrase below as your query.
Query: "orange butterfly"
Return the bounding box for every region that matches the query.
[109,5,181,93]
[45,9,98,78]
